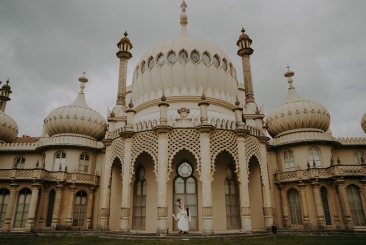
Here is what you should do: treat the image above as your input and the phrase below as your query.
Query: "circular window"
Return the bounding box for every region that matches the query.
[167,51,177,64]
[156,53,165,66]
[202,52,211,65]
[191,50,200,64]
[213,55,220,68]
[148,57,155,69]
[178,162,193,177]
[141,61,146,73]
[179,50,188,63]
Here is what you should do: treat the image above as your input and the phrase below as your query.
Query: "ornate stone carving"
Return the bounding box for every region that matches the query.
[157,207,168,217]
[241,207,251,216]
[109,137,125,184]
[263,207,273,216]
[177,107,190,119]
[120,208,130,217]
[167,129,201,181]
[210,130,239,180]
[202,207,213,217]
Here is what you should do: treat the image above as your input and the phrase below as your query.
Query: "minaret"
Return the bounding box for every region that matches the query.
[116,31,133,108]
[0,79,12,112]
[237,27,255,104]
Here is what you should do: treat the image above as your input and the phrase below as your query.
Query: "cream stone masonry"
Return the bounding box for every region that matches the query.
[1,0,365,235]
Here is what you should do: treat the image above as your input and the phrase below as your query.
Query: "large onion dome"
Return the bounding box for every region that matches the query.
[266,67,330,138]
[0,110,18,143]
[44,74,106,141]
[131,1,238,107]
[362,113,366,134]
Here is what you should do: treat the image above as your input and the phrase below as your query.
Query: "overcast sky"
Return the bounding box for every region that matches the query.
[0,0,365,138]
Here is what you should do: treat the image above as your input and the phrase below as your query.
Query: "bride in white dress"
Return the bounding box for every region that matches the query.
[172,201,190,233]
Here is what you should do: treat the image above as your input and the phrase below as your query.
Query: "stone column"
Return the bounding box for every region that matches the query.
[100,139,112,231]
[235,128,252,232]
[326,182,341,229]
[298,181,311,229]
[311,180,326,229]
[38,186,49,228]
[86,186,95,229]
[154,125,172,235]
[119,131,135,233]
[258,137,273,229]
[360,178,366,216]
[278,184,289,228]
[336,179,354,230]
[51,183,63,230]
[25,182,41,231]
[65,184,76,230]
[2,182,18,232]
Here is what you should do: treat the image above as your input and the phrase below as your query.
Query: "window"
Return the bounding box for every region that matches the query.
[79,153,90,174]
[190,50,200,64]
[156,53,165,66]
[46,190,56,227]
[347,184,366,226]
[173,161,197,230]
[222,58,228,71]
[14,188,32,228]
[133,165,146,230]
[15,156,25,169]
[320,187,332,225]
[213,54,220,68]
[354,152,365,164]
[0,188,10,227]
[73,191,87,227]
[202,52,211,65]
[167,51,176,64]
[288,188,302,225]
[179,50,188,63]
[283,150,295,171]
[147,57,154,69]
[54,151,66,171]
[140,61,146,73]
[224,166,240,229]
[308,147,321,168]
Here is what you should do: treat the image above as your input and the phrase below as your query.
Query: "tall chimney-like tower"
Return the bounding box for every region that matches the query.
[116,32,133,108]
[237,28,255,104]
[0,79,12,113]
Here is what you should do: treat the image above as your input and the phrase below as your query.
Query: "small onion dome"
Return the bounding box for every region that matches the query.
[118,31,133,49]
[361,113,366,134]
[237,27,252,45]
[0,110,18,143]
[266,67,330,138]
[44,74,107,141]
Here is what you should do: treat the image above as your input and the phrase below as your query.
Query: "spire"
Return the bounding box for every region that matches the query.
[285,65,295,88]
[78,71,88,93]
[180,1,189,35]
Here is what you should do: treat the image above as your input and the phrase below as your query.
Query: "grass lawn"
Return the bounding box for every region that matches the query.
[0,235,365,245]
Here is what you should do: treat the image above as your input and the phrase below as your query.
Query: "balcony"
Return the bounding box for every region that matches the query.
[275,164,366,183]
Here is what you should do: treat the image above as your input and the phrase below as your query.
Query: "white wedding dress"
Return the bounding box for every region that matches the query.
[177,209,189,232]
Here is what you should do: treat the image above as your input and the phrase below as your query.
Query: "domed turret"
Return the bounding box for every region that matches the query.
[0,110,18,143]
[266,67,330,138]
[44,73,107,141]
[361,113,366,134]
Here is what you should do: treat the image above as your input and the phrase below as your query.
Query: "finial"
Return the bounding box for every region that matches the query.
[65,165,68,172]
[201,91,206,101]
[36,160,39,169]
[284,66,295,88]
[161,93,167,102]
[180,1,188,27]
[235,96,240,106]
[6,78,9,84]
[78,71,88,93]
[241,27,245,34]
[128,98,134,109]
[255,106,260,115]
[124,31,128,37]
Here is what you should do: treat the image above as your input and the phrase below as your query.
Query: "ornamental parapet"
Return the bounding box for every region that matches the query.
[275,164,366,183]
[0,169,99,186]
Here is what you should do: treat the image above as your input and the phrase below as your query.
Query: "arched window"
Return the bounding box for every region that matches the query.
[179,50,188,63]
[53,151,66,171]
[0,188,10,227]
[14,156,25,169]
[173,161,198,230]
[133,165,146,230]
[202,52,211,65]
[283,150,295,171]
[288,188,302,225]
[14,188,32,228]
[73,191,87,227]
[147,56,154,69]
[156,53,165,66]
[346,185,366,226]
[190,50,200,64]
[167,51,177,64]
[354,152,365,164]
[224,166,240,229]
[308,147,321,168]
[78,153,90,174]
[320,187,332,225]
[213,54,220,68]
[46,189,56,227]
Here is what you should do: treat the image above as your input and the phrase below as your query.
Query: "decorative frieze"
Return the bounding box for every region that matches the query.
[241,207,251,216]
[202,207,213,217]
[120,208,130,217]
[157,207,168,217]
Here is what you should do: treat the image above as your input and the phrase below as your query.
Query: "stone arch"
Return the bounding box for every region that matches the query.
[168,129,201,182]
[131,151,155,182]
[210,131,239,181]
[108,137,125,185]
[245,136,264,181]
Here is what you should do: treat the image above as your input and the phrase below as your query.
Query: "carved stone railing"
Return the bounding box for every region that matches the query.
[275,164,366,183]
[336,137,366,145]
[0,169,99,186]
